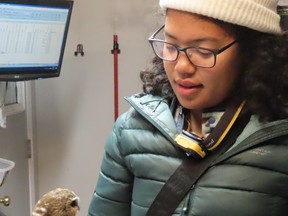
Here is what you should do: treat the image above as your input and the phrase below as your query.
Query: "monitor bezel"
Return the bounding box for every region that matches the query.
[0,0,74,81]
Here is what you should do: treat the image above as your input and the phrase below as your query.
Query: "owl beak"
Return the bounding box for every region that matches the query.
[71,196,80,210]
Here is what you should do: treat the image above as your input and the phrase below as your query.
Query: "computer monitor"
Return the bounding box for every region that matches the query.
[0,0,73,81]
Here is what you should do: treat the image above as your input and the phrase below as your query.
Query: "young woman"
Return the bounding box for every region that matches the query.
[88,0,288,215]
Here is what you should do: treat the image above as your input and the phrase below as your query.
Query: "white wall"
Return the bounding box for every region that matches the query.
[279,0,288,5]
[33,0,160,215]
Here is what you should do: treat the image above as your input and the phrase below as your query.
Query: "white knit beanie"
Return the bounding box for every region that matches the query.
[159,0,282,34]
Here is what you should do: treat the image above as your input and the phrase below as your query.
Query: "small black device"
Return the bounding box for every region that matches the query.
[0,0,73,81]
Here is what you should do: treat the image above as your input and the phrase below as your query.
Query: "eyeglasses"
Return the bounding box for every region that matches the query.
[148,25,237,68]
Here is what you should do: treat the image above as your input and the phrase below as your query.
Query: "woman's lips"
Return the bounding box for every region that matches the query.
[175,80,203,95]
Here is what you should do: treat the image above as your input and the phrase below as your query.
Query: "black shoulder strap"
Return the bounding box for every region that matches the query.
[146,104,251,216]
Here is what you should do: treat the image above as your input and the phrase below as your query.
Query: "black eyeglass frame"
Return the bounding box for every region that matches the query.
[148,25,237,68]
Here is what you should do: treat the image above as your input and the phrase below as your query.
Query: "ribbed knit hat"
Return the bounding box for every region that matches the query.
[159,0,282,34]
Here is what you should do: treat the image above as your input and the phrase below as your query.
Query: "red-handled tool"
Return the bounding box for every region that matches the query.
[111,35,120,121]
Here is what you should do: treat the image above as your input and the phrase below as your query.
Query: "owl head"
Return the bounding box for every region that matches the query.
[32,188,80,216]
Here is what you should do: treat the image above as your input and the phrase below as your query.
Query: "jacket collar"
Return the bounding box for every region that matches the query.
[125,93,179,143]
[215,116,288,164]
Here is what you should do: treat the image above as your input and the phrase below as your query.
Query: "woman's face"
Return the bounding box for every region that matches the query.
[164,9,242,110]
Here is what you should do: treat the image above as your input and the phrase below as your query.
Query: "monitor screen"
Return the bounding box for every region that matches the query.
[0,0,73,81]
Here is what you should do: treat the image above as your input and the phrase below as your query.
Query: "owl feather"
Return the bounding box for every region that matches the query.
[32,188,80,216]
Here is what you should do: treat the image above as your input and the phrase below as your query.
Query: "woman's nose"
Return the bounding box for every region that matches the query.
[174,51,197,74]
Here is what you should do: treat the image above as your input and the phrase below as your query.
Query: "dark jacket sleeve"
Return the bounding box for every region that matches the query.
[88,113,133,216]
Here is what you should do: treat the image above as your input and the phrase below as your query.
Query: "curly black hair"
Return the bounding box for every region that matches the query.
[140,25,288,122]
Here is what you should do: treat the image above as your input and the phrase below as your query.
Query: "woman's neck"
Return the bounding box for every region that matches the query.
[189,110,204,138]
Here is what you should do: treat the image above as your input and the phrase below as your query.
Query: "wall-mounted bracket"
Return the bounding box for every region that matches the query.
[74,44,84,56]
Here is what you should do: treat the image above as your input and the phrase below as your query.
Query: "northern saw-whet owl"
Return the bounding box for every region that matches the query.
[32,188,80,216]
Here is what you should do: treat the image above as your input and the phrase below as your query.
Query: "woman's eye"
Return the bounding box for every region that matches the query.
[193,48,213,58]
[164,44,177,52]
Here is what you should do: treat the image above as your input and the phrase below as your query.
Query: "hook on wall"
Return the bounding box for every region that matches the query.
[74,44,84,56]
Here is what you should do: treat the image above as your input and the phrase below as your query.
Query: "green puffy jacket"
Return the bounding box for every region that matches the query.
[88,93,288,216]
